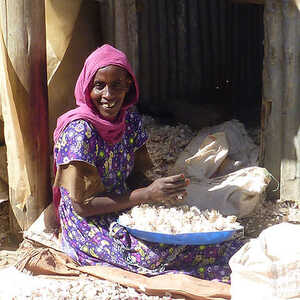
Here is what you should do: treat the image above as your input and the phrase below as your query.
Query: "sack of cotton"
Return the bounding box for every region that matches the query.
[230,222,300,300]
[184,166,271,217]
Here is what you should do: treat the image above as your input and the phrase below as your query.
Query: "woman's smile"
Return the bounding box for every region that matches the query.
[90,65,131,121]
[100,100,118,109]
[95,96,123,120]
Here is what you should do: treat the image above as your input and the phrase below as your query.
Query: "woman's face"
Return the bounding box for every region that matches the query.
[90,65,131,121]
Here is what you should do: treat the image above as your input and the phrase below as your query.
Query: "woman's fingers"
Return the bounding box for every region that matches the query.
[148,175,191,204]
[163,174,186,183]
[160,178,190,191]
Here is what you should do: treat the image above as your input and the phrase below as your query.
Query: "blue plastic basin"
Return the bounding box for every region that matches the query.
[118,220,244,245]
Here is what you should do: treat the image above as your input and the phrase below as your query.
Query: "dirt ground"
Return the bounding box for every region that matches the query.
[0,200,18,268]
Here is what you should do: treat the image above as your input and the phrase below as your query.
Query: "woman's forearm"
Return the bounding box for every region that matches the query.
[72,186,150,217]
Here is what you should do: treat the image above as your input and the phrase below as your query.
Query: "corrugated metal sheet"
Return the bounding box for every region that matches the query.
[136,0,264,123]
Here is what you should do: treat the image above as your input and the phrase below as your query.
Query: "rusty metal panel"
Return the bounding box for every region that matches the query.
[136,0,264,124]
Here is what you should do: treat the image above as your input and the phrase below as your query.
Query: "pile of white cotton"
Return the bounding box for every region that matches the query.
[0,267,170,300]
[119,204,241,234]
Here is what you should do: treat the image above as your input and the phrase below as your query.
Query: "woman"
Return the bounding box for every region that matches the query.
[53,44,242,282]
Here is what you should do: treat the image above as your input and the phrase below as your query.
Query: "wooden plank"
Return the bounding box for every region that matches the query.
[261,0,284,200]
[1,0,50,232]
[279,1,300,202]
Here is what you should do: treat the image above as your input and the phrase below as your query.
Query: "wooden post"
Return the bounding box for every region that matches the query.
[0,1,50,233]
[262,0,300,202]
[279,1,300,202]
[260,0,284,200]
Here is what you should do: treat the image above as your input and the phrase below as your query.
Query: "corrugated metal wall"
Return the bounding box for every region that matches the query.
[136,0,264,124]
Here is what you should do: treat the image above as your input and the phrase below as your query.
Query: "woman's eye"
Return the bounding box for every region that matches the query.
[95,82,105,90]
[111,82,122,89]
[93,80,127,93]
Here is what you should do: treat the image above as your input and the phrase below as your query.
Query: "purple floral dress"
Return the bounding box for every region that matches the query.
[54,111,243,283]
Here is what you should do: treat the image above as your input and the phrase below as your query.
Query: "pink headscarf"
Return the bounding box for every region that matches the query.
[52,44,139,219]
[53,44,139,145]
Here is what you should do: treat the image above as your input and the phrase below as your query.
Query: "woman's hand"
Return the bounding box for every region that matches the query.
[144,174,190,205]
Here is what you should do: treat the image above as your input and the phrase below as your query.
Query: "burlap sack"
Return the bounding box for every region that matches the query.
[230,223,300,300]
[185,167,271,217]
[173,123,268,217]
[171,119,259,177]
[184,132,228,180]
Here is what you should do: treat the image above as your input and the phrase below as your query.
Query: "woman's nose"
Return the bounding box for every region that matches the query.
[102,85,114,98]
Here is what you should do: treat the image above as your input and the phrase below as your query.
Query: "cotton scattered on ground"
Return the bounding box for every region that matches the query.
[0,267,173,300]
